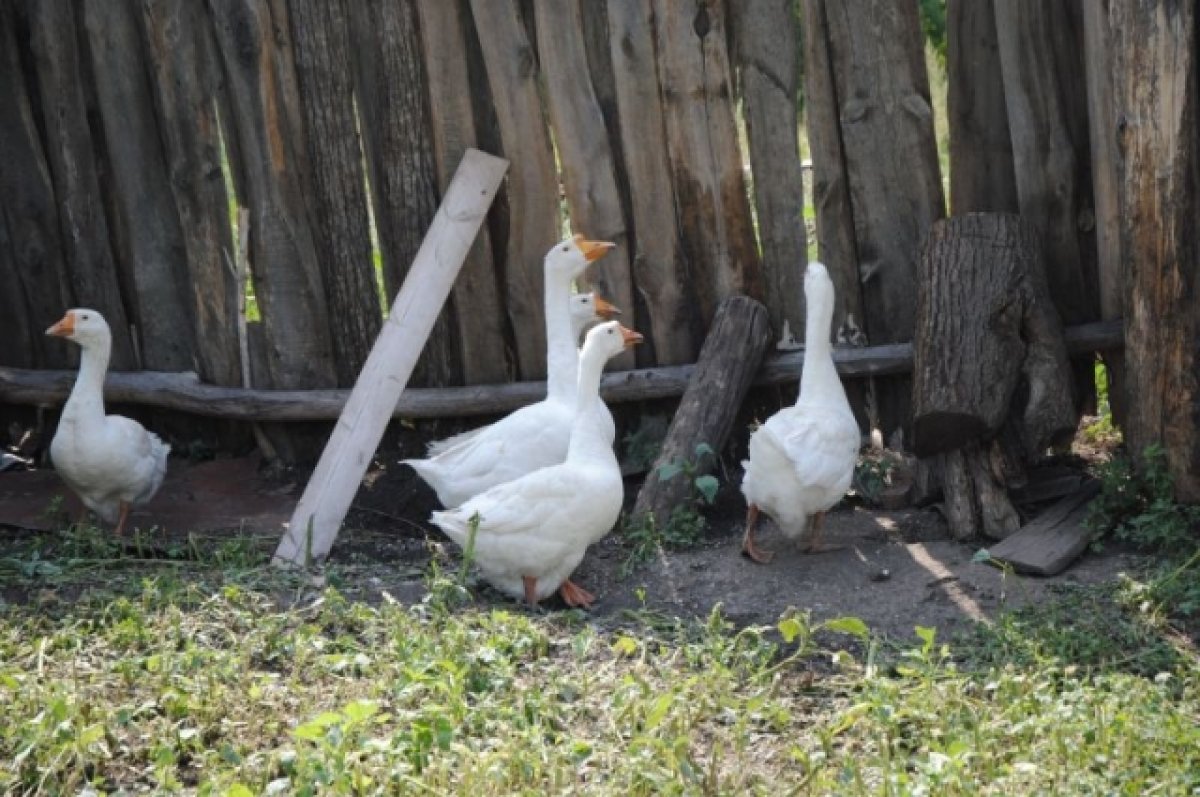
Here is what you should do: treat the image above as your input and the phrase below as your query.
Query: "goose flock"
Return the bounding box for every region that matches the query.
[45,236,859,609]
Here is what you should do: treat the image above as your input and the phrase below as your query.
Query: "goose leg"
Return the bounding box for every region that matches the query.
[741,504,774,564]
[522,575,539,607]
[113,501,131,537]
[559,579,596,609]
[802,512,843,554]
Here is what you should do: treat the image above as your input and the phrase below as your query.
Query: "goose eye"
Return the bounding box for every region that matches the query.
[561,245,569,252]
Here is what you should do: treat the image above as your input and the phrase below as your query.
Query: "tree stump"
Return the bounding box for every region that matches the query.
[912,213,1075,540]
[631,296,771,529]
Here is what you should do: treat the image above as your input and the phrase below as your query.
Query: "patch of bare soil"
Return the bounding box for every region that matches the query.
[330,438,1143,642]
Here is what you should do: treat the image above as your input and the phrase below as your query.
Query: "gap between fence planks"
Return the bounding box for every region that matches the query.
[272,149,508,567]
[2,321,1122,423]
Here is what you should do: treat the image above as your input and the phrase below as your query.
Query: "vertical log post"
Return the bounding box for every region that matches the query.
[1110,0,1200,501]
[275,150,508,567]
[606,0,698,366]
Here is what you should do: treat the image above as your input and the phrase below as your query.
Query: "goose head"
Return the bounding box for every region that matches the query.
[545,234,615,281]
[582,319,644,362]
[46,309,111,350]
[569,292,621,339]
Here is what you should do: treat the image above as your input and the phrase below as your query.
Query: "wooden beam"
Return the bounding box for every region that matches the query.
[1,320,1124,423]
[272,149,508,567]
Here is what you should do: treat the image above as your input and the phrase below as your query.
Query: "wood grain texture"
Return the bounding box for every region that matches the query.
[350,0,458,387]
[1081,0,1127,428]
[274,149,508,566]
[207,0,337,390]
[139,0,241,386]
[994,0,1099,328]
[1110,0,1200,501]
[416,0,510,385]
[534,0,635,371]
[631,296,772,529]
[0,0,73,369]
[289,0,381,387]
[81,0,195,372]
[606,0,697,366]
[653,0,762,325]
[731,0,808,339]
[23,0,136,369]
[469,0,559,380]
[946,0,1017,214]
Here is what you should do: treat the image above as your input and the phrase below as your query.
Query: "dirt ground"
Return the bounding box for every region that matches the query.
[0,415,1143,642]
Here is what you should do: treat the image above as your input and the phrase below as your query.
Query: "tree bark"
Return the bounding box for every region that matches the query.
[631,296,772,530]
[415,0,511,385]
[947,0,1017,214]
[533,0,635,371]
[139,0,241,387]
[606,0,698,366]
[289,0,381,387]
[0,0,73,369]
[652,0,762,325]
[81,0,195,373]
[206,0,336,392]
[913,214,1075,458]
[1110,0,1200,501]
[802,0,945,443]
[350,0,458,388]
[731,0,808,343]
[468,0,559,380]
[22,0,136,369]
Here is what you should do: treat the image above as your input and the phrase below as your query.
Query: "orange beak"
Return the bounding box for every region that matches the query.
[593,295,621,319]
[46,311,75,338]
[573,234,616,263]
[619,325,644,349]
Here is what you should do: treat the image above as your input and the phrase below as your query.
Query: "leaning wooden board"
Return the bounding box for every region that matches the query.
[987,481,1101,576]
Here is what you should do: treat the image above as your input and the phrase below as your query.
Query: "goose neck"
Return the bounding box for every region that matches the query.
[544,268,578,402]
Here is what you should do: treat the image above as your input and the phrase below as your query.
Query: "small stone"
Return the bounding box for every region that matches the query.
[870,568,891,582]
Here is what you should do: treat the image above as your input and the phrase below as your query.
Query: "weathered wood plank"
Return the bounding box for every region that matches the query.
[289,0,381,387]
[653,0,762,325]
[606,0,698,366]
[1110,0,1200,501]
[1082,0,1127,429]
[631,297,772,529]
[534,0,635,371]
[350,0,458,388]
[989,482,1101,576]
[0,0,73,369]
[22,0,136,369]
[807,0,945,442]
[206,0,336,391]
[468,0,559,380]
[139,0,241,387]
[415,0,510,385]
[947,0,1017,214]
[2,321,1123,422]
[81,0,195,372]
[994,0,1099,329]
[274,149,508,567]
[731,0,808,339]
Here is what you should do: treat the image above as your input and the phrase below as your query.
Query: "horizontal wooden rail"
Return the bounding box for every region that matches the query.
[0,320,1123,421]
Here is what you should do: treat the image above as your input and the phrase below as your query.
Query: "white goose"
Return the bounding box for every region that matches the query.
[424,291,620,457]
[431,320,642,608]
[740,262,860,563]
[405,235,615,507]
[46,309,170,535]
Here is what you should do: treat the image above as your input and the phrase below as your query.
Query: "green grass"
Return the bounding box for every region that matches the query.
[1,525,1198,795]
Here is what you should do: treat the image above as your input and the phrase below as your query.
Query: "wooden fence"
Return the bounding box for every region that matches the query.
[0,0,1128,452]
